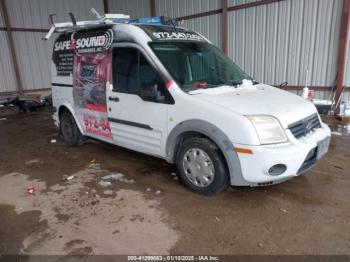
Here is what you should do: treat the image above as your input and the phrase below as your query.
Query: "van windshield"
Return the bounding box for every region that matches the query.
[150,42,253,92]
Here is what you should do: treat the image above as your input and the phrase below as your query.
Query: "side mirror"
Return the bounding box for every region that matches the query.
[140,83,158,100]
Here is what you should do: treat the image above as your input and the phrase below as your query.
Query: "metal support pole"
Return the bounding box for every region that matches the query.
[103,0,109,14]
[335,0,350,114]
[151,0,156,17]
[222,0,228,54]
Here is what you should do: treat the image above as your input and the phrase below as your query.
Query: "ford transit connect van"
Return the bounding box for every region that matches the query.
[49,15,331,195]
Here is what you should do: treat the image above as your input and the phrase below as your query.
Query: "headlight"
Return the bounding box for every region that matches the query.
[247,115,288,145]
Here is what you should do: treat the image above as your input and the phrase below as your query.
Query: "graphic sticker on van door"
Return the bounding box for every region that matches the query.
[73,48,113,140]
[52,28,114,140]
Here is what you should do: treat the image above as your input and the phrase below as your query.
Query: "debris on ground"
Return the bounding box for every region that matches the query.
[103,190,113,195]
[95,167,135,188]
[26,186,36,195]
[0,118,7,121]
[258,243,264,249]
[51,139,57,143]
[141,169,151,176]
[62,175,75,182]
[90,159,96,163]
[215,216,221,222]
[25,158,40,165]
[155,190,161,195]
[87,163,108,175]
[102,173,124,181]
[332,131,342,136]
[279,208,288,214]
[333,165,343,170]
[88,163,102,172]
[98,181,112,188]
[171,172,177,177]
[305,195,312,200]
[146,188,151,192]
[101,173,135,184]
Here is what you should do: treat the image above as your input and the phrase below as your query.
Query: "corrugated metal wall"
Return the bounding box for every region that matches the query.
[0,0,151,93]
[0,32,17,93]
[108,0,151,18]
[183,15,222,48]
[2,0,105,93]
[155,0,222,57]
[0,0,349,100]
[5,0,104,28]
[11,32,53,91]
[0,4,3,27]
[156,0,220,17]
[0,3,16,94]
[228,0,343,88]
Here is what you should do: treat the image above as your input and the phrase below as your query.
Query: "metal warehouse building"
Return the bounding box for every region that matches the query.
[0,0,349,103]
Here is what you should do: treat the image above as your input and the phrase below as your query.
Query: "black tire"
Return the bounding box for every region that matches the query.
[60,111,84,147]
[176,137,230,196]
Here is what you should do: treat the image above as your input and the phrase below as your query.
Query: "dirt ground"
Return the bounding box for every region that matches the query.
[0,110,349,256]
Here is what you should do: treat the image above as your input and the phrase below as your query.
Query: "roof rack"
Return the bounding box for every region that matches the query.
[43,8,130,40]
[43,8,181,41]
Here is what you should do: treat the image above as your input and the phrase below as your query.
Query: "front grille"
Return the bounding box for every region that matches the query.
[297,147,318,174]
[289,114,321,139]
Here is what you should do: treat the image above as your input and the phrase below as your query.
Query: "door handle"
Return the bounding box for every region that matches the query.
[109,96,119,102]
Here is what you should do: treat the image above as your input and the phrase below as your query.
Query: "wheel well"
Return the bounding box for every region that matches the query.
[174,131,222,162]
[173,131,230,181]
[58,106,71,120]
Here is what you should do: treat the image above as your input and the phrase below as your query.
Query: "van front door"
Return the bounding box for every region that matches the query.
[107,45,172,157]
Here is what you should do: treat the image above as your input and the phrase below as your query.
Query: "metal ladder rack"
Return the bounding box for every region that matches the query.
[43,8,130,40]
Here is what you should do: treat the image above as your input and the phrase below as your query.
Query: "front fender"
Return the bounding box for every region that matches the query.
[166,119,248,186]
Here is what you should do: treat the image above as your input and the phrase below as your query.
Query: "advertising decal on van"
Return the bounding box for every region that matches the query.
[152,31,204,41]
[53,28,114,140]
[70,29,114,54]
[53,28,114,76]
[139,25,205,42]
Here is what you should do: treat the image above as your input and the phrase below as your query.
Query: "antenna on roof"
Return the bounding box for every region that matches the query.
[91,8,103,20]
[48,14,56,26]
[68,12,77,27]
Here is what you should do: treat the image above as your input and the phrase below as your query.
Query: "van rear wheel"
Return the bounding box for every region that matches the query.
[60,111,84,146]
[176,137,229,196]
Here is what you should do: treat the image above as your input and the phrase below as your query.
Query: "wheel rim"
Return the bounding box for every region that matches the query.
[182,148,215,188]
[62,118,74,141]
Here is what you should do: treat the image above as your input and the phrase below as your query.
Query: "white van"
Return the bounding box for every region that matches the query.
[50,15,331,195]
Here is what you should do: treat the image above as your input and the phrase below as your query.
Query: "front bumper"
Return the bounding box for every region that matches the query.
[234,123,331,186]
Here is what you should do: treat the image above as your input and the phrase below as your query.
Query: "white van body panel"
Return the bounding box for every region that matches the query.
[189,84,318,129]
[107,90,169,158]
[167,84,260,146]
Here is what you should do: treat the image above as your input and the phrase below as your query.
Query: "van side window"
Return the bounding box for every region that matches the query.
[112,47,174,104]
[113,48,139,94]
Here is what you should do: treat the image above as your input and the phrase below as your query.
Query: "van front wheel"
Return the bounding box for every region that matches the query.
[60,112,83,146]
[176,137,229,196]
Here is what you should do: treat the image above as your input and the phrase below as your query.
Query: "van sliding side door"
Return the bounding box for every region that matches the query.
[107,44,170,158]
